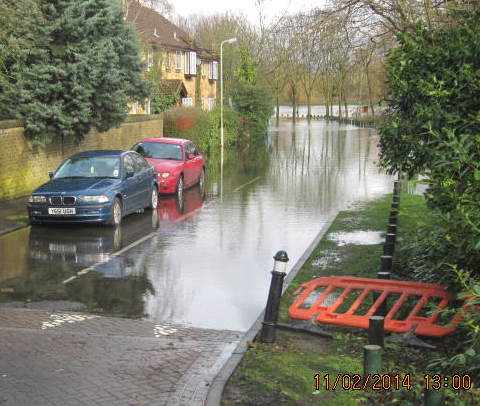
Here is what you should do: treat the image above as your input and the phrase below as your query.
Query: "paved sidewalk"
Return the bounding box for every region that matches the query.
[0,198,245,406]
[0,197,332,405]
[0,305,242,406]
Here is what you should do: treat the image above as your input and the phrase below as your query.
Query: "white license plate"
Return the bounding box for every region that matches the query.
[49,243,77,253]
[48,207,76,215]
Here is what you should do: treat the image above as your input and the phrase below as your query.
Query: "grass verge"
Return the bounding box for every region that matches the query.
[221,193,480,406]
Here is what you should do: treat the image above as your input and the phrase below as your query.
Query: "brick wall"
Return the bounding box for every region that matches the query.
[0,117,163,201]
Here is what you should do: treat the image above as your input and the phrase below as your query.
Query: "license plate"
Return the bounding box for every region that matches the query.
[48,207,76,215]
[49,243,77,253]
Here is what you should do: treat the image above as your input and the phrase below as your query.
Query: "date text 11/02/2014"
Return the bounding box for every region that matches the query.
[316,374,473,391]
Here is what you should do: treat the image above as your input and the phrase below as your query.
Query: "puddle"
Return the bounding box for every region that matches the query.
[311,251,343,270]
[328,230,384,246]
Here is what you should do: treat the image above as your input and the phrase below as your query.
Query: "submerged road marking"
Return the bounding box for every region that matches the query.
[62,231,157,285]
[232,177,261,192]
[63,181,259,285]
[174,206,203,222]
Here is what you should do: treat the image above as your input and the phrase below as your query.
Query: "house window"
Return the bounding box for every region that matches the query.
[182,97,193,106]
[207,98,216,110]
[184,51,197,75]
[132,101,139,114]
[146,47,153,71]
[176,51,182,70]
[209,61,218,80]
[165,50,171,70]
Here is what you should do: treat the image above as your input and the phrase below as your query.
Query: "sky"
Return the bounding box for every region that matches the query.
[171,0,322,24]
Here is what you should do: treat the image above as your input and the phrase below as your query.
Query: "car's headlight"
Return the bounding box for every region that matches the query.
[159,172,170,178]
[28,195,47,203]
[81,195,109,203]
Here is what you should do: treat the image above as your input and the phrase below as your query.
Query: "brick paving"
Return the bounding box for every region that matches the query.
[0,307,242,406]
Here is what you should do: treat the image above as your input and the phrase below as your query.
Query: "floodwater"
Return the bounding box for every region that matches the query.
[328,231,385,246]
[0,117,394,331]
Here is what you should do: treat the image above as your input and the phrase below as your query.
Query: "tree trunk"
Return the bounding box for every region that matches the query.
[291,83,297,122]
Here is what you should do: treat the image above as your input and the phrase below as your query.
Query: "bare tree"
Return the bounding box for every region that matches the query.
[141,0,174,18]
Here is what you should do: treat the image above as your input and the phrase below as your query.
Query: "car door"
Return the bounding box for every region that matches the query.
[121,153,137,214]
[132,152,153,208]
[183,142,202,187]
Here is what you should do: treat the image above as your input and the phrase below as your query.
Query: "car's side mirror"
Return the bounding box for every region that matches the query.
[126,171,135,179]
[49,172,54,179]
[187,154,195,160]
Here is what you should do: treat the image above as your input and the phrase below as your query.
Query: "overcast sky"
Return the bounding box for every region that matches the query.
[172,0,322,23]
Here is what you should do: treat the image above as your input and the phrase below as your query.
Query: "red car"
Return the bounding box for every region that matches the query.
[131,138,205,198]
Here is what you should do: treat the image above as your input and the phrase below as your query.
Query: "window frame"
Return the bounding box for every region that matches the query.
[176,51,182,70]
[165,50,171,71]
[209,61,218,80]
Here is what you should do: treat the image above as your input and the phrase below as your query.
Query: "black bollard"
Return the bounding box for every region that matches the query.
[383,233,396,256]
[380,255,393,273]
[376,271,390,318]
[389,210,398,225]
[260,251,289,343]
[377,271,391,279]
[387,223,397,235]
[368,316,385,347]
[375,272,390,316]
[393,180,402,196]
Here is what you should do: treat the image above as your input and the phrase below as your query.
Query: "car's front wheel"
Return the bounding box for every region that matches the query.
[198,168,205,189]
[176,176,184,200]
[109,197,122,227]
[149,186,158,209]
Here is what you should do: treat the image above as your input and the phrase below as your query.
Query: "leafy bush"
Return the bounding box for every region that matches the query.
[379,8,480,280]
[162,106,238,156]
[379,8,480,375]
[231,82,273,149]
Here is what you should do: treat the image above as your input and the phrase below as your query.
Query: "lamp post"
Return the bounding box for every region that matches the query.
[220,37,237,176]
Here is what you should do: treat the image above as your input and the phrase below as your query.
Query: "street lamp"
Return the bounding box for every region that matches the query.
[220,37,237,174]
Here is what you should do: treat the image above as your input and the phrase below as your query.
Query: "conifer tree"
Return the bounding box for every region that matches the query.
[0,0,149,145]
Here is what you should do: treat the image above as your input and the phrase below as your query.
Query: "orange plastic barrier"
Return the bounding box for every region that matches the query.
[288,276,471,337]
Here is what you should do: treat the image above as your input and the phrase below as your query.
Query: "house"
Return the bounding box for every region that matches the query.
[125,0,219,113]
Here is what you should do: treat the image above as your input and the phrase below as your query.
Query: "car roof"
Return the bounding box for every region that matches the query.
[67,150,127,158]
[136,137,189,145]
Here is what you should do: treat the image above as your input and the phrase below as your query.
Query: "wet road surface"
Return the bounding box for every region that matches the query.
[0,118,394,331]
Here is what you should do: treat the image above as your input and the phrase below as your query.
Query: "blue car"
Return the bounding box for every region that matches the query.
[27,150,158,226]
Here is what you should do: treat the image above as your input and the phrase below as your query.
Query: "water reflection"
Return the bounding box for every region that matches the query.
[28,209,159,274]
[0,118,394,330]
[0,209,159,314]
[157,185,205,223]
[144,119,394,331]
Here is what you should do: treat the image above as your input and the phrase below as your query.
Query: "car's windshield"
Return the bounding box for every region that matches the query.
[133,142,183,161]
[54,156,121,179]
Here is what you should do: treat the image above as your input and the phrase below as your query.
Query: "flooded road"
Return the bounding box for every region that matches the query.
[0,117,394,331]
